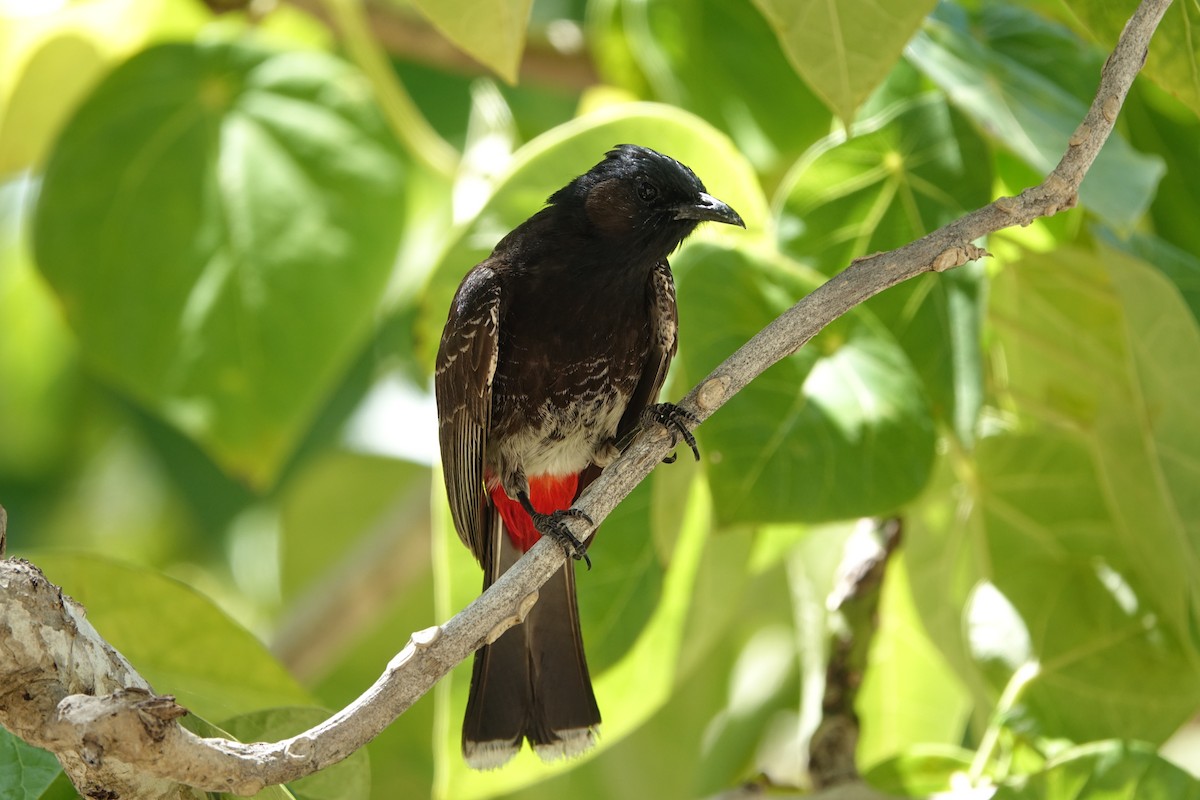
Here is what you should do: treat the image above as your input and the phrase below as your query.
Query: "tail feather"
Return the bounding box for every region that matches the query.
[462,517,600,769]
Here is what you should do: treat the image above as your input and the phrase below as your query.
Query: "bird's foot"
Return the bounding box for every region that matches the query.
[531,508,593,570]
[642,402,700,463]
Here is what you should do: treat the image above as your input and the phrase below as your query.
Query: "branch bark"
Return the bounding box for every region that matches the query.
[0,0,1173,795]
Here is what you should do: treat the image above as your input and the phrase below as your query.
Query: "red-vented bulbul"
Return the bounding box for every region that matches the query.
[435,144,744,769]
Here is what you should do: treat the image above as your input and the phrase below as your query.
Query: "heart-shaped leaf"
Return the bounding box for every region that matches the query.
[34,41,407,487]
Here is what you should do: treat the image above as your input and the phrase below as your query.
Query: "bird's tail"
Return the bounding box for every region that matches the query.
[462,520,600,770]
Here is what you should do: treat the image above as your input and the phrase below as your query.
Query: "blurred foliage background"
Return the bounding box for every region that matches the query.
[2,0,1200,797]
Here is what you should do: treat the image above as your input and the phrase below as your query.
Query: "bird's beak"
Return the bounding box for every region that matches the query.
[674,192,745,228]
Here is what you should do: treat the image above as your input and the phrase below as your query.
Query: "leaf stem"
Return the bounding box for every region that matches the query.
[968,660,1041,784]
[322,0,459,179]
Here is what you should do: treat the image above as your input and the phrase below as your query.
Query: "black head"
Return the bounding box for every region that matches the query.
[548,144,744,263]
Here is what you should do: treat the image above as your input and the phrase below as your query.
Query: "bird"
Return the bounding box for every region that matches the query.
[434,144,744,770]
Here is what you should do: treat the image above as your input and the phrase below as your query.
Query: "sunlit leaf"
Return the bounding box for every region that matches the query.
[910,431,1200,744]
[34,41,407,488]
[1064,0,1200,116]
[1112,234,1200,325]
[864,745,974,796]
[909,245,1200,744]
[992,247,1200,649]
[0,202,78,480]
[0,0,208,175]
[407,0,531,84]
[856,558,970,771]
[751,0,936,124]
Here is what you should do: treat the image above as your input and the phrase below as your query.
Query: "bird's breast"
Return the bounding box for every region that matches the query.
[488,273,652,477]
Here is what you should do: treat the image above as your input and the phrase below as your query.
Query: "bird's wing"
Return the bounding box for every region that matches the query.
[616,259,679,441]
[435,263,503,561]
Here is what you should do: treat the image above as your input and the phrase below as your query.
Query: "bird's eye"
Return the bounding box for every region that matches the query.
[637,181,658,202]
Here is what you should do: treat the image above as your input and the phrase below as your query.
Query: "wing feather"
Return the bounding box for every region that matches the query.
[615,259,678,441]
[435,264,503,561]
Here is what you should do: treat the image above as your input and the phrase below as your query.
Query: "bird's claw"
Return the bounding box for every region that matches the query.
[642,402,701,463]
[532,508,593,570]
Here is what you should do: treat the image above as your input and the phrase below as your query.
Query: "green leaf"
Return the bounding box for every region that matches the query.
[863,745,974,796]
[856,558,971,771]
[576,479,665,673]
[33,41,407,488]
[33,554,311,722]
[995,740,1200,799]
[775,91,991,439]
[407,0,531,84]
[910,432,1200,745]
[0,206,78,480]
[279,450,430,604]
[1112,234,1200,325]
[593,0,831,176]
[750,0,937,124]
[991,247,1200,653]
[1123,84,1200,258]
[906,3,1164,230]
[674,244,935,525]
[221,707,370,800]
[909,245,1200,744]
[31,773,79,800]
[1064,0,1200,117]
[0,0,209,175]
[0,728,61,800]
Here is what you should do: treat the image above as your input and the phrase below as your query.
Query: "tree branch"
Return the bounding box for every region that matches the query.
[0,0,1172,794]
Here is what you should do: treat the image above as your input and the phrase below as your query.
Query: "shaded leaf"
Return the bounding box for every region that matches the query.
[906,3,1163,229]
[995,740,1200,799]
[776,91,990,441]
[1121,85,1200,258]
[34,554,311,722]
[751,0,937,124]
[34,41,407,488]
[593,0,831,177]
[0,729,61,800]
[675,243,935,525]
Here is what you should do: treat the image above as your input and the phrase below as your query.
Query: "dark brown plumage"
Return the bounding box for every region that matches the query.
[435,144,743,769]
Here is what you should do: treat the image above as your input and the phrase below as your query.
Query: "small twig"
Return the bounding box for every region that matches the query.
[809,520,902,789]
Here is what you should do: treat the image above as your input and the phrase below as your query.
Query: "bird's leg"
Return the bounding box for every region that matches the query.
[642,403,701,463]
[518,492,593,570]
